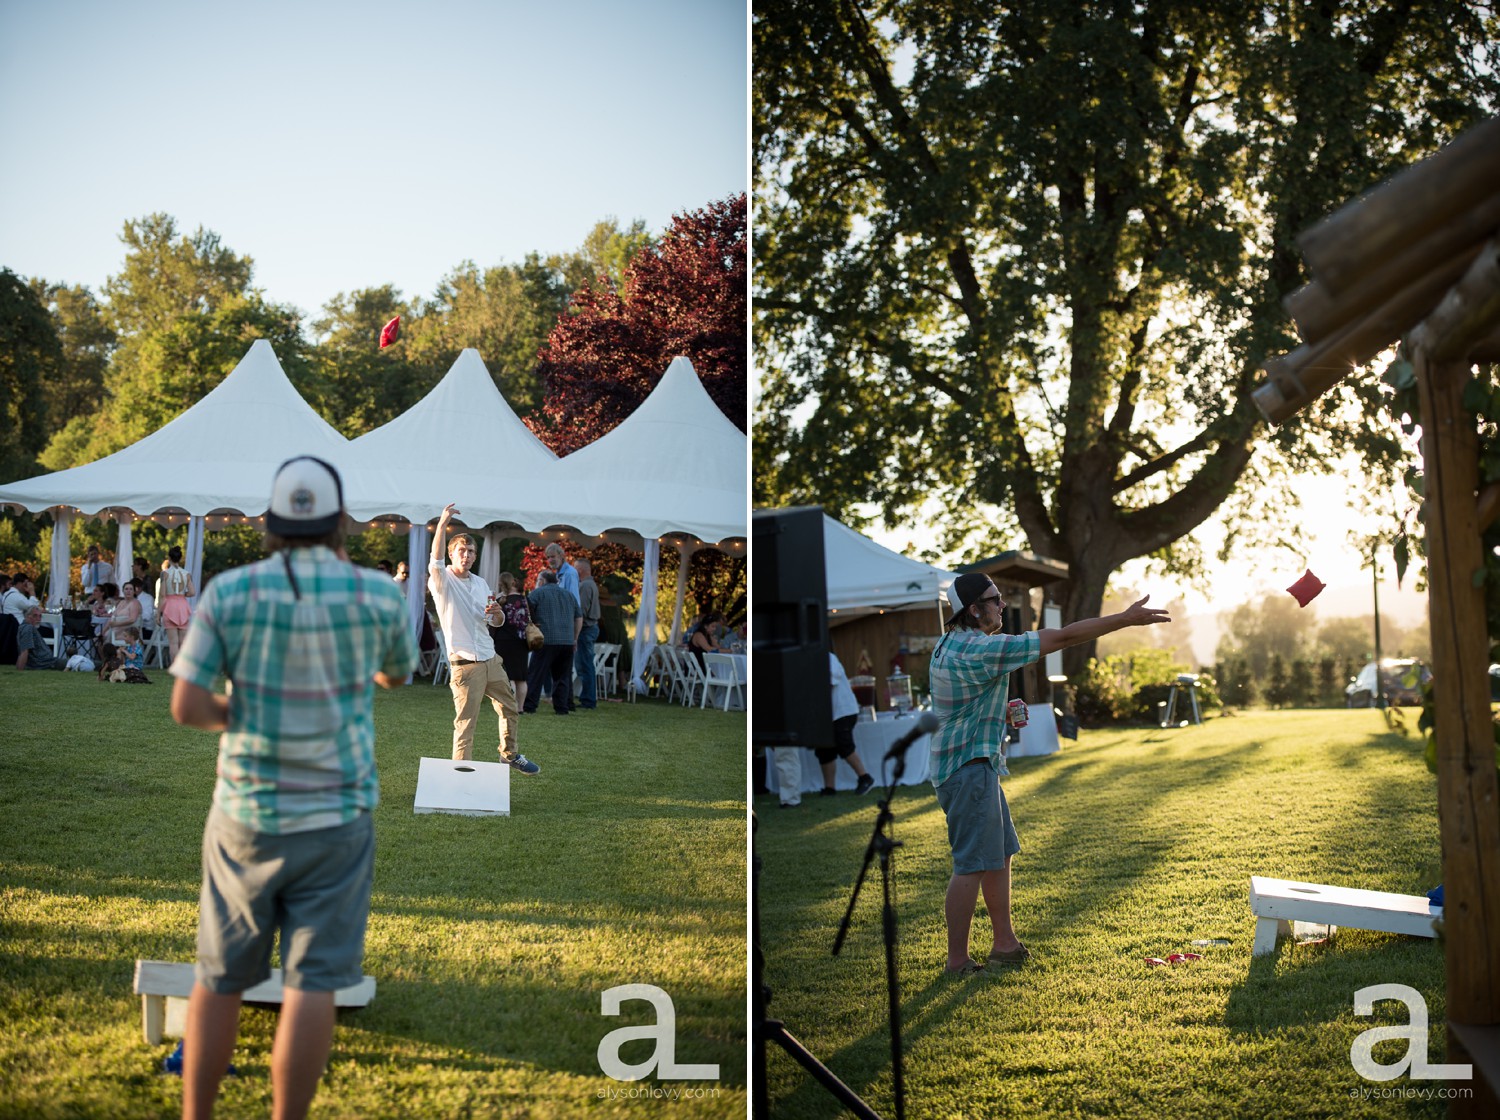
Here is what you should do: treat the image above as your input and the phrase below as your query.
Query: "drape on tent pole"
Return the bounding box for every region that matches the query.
[47,511,71,609]
[668,546,693,645]
[115,514,133,595]
[631,539,660,694]
[186,517,204,606]
[479,528,501,590]
[407,526,429,641]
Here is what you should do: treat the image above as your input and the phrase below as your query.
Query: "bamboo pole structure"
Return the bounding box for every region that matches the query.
[1298,116,1500,295]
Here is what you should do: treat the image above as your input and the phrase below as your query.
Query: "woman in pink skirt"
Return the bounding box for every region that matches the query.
[156,546,195,661]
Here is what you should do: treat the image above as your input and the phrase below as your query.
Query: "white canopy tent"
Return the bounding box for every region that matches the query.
[0,343,747,671]
[823,514,954,623]
[341,348,564,636]
[0,340,351,606]
[549,355,747,689]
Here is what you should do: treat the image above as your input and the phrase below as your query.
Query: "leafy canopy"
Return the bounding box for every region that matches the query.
[754,0,1499,668]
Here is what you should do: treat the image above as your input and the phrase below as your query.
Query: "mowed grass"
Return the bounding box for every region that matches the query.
[756,709,1454,1119]
[0,670,746,1119]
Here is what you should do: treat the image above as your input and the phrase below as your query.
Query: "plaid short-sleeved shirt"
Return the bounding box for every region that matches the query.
[171,546,419,835]
[928,628,1041,788]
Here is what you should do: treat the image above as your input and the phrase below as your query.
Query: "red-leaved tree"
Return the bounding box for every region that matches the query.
[530,194,746,455]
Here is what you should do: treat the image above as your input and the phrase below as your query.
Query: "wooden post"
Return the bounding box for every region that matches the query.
[1413,353,1500,1116]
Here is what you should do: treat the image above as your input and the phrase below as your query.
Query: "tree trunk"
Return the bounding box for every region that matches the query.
[1053,547,1117,680]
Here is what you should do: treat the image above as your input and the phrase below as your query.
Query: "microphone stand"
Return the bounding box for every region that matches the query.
[754,810,885,1120]
[832,744,911,1120]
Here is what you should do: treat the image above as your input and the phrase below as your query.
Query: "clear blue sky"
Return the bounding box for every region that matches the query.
[0,0,747,321]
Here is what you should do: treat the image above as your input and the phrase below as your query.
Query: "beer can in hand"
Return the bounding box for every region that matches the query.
[1006,698,1029,728]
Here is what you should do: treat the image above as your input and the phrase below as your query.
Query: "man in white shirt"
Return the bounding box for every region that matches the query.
[428,503,540,775]
[80,546,114,596]
[2,574,40,622]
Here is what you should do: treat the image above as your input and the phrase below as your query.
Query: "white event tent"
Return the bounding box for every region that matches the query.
[0,342,747,680]
[0,340,350,605]
[340,348,564,638]
[551,355,747,688]
[823,514,953,624]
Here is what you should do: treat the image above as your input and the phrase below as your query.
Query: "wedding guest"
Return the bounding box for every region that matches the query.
[158,546,196,662]
[80,545,114,596]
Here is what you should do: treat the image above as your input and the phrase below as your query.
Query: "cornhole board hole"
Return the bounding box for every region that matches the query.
[132,960,375,1045]
[414,756,510,817]
[1249,876,1442,957]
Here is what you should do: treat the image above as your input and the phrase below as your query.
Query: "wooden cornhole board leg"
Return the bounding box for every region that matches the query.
[133,961,375,1045]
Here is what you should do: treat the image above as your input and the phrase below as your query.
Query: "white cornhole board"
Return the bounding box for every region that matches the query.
[132,960,375,1044]
[1249,875,1442,957]
[414,756,510,817]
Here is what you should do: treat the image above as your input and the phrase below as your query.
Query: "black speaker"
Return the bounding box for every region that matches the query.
[752,506,832,746]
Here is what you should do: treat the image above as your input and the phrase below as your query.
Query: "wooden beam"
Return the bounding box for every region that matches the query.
[1286,194,1497,342]
[1299,116,1500,295]
[1413,353,1500,1117]
[1253,251,1482,424]
[1409,239,1500,363]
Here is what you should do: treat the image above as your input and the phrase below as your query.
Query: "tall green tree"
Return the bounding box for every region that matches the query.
[753,0,1500,673]
[307,285,433,437]
[41,214,306,468]
[402,257,568,415]
[556,218,654,298]
[0,269,59,482]
[26,279,115,447]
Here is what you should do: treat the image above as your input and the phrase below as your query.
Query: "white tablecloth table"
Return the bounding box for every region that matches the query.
[765,711,933,796]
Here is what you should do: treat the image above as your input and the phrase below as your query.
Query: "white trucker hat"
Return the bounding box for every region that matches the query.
[266,456,345,537]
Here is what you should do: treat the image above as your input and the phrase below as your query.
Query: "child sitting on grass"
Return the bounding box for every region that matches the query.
[119,627,145,671]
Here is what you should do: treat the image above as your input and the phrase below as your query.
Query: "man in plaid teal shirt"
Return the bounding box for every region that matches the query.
[930,573,1168,976]
[170,457,418,1119]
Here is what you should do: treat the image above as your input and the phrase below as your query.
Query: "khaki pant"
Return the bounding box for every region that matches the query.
[450,656,518,762]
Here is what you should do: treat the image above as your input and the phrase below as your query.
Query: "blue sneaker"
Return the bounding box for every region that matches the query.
[504,754,540,775]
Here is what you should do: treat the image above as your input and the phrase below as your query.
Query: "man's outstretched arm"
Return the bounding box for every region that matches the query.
[1036,596,1170,657]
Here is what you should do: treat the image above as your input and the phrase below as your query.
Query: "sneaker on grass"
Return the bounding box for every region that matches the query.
[504,754,541,775]
[855,774,875,795]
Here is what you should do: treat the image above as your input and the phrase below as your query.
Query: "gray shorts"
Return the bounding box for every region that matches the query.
[935,759,1020,875]
[195,807,374,993]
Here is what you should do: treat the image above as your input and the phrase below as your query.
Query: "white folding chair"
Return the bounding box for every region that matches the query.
[431,629,451,686]
[595,643,619,698]
[142,625,171,668]
[644,644,674,701]
[701,653,744,711]
[677,648,708,707]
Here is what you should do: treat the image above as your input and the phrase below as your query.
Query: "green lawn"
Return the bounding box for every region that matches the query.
[0,670,746,1119]
[755,709,1455,1119]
